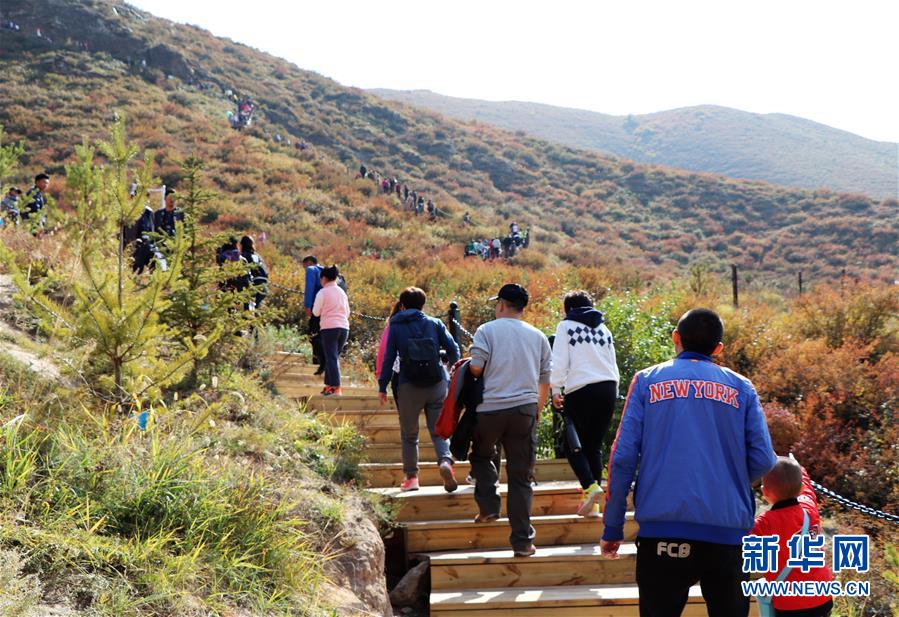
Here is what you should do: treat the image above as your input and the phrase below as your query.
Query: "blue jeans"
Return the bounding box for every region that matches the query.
[320,328,348,387]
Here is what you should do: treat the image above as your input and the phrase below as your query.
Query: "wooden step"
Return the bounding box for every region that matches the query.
[318,409,425,429]
[426,543,637,591]
[430,584,711,617]
[370,482,584,523]
[405,513,637,552]
[307,395,395,411]
[361,459,577,488]
[363,443,441,463]
[278,385,381,398]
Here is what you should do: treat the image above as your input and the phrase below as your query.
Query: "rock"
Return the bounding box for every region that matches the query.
[388,560,429,607]
[324,500,393,617]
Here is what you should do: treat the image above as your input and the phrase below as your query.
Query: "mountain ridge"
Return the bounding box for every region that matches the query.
[1,0,896,283]
[370,89,898,199]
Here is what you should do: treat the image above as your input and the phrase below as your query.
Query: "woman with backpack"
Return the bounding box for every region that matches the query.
[312,265,350,397]
[240,235,268,311]
[377,287,461,492]
[550,290,619,518]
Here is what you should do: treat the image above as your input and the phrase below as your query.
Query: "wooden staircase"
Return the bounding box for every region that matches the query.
[269,352,747,616]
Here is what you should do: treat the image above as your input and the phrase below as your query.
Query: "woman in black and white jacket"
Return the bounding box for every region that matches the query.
[550,290,619,518]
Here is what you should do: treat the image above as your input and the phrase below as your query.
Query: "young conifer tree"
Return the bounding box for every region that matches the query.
[161,156,258,385]
[0,119,211,407]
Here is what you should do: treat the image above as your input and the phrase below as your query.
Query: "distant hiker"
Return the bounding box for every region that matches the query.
[1,187,22,225]
[130,200,157,274]
[510,221,520,237]
[468,284,551,557]
[416,196,425,215]
[427,199,435,219]
[240,235,269,311]
[22,172,50,225]
[601,308,776,617]
[376,301,404,406]
[153,188,183,236]
[395,183,402,199]
[379,287,461,492]
[491,238,501,260]
[217,236,246,293]
[303,255,326,376]
[550,290,619,518]
[462,212,472,226]
[403,185,409,201]
[312,265,350,396]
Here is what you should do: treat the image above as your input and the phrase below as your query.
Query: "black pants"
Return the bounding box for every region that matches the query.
[563,381,617,489]
[319,327,348,388]
[776,600,833,616]
[308,315,324,371]
[636,537,749,617]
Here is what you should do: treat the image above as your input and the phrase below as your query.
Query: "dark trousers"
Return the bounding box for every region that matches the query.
[563,381,617,489]
[308,316,324,370]
[319,328,348,388]
[470,404,537,551]
[636,537,749,617]
[776,600,833,616]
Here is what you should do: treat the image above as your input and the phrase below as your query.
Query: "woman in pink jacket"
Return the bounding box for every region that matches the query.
[376,301,403,404]
[312,265,350,396]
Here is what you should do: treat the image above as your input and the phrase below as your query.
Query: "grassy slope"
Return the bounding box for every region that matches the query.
[371,89,899,199]
[0,0,896,283]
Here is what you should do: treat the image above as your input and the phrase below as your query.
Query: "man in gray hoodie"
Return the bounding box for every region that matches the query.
[468,284,552,557]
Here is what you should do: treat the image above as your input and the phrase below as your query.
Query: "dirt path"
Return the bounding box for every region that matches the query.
[0,274,62,380]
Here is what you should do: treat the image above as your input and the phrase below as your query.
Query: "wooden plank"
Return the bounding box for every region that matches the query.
[371,482,584,523]
[430,584,709,616]
[308,395,395,411]
[318,410,424,429]
[406,513,637,552]
[427,543,637,590]
[279,385,382,398]
[363,444,440,464]
[361,459,577,488]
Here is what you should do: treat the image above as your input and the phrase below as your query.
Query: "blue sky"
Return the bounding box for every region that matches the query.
[130,0,899,143]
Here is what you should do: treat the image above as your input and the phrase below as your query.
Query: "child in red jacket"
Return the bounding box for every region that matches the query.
[751,456,833,616]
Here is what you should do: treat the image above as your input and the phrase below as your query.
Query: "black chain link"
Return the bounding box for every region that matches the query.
[451,316,475,341]
[810,480,899,524]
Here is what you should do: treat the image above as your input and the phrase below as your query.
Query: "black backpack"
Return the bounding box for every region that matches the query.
[401,319,443,386]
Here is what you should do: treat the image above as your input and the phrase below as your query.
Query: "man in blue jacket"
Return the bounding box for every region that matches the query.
[601,308,776,617]
[302,255,325,375]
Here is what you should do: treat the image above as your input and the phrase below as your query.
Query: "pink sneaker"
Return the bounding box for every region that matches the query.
[399,476,420,492]
[439,460,458,493]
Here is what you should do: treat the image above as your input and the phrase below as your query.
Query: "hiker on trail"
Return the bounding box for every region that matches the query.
[427,199,435,219]
[359,164,367,178]
[510,222,520,237]
[600,308,776,617]
[1,187,22,226]
[153,188,183,236]
[217,237,247,293]
[403,185,409,201]
[312,265,350,397]
[550,290,619,519]
[468,284,552,557]
[462,212,472,226]
[378,287,461,493]
[375,301,404,406]
[751,455,834,616]
[240,235,269,311]
[130,200,157,274]
[22,173,50,228]
[416,196,425,215]
[491,238,501,260]
[303,255,326,376]
[395,183,402,199]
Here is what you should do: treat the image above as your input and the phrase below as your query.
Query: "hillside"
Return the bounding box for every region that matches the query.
[0,0,896,283]
[371,89,899,199]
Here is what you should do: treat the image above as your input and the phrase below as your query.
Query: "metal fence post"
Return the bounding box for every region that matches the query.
[731,264,739,308]
[448,301,461,348]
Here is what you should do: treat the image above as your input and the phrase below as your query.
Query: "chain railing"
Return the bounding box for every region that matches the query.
[810,480,899,525]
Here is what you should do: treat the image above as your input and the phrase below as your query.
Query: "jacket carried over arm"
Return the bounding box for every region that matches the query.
[602,351,776,545]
